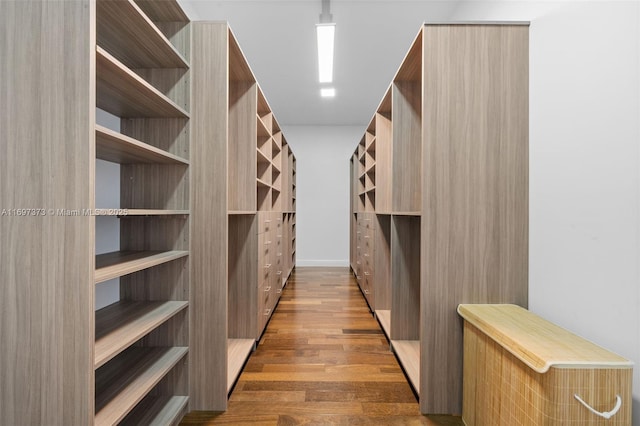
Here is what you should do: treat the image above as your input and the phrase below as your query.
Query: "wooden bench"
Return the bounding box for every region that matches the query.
[458,304,632,425]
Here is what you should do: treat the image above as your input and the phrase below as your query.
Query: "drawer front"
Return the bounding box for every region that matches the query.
[258,211,272,234]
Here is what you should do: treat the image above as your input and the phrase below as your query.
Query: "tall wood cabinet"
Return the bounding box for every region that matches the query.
[349,23,529,415]
[1,4,295,423]
[2,0,191,424]
[190,22,296,411]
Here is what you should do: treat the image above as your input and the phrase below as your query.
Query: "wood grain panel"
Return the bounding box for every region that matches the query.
[374,214,392,311]
[392,81,422,213]
[394,27,423,82]
[189,21,229,411]
[229,81,258,211]
[228,215,259,339]
[96,0,188,68]
[392,340,421,393]
[228,28,255,82]
[132,68,190,114]
[390,216,420,341]
[120,163,189,210]
[0,1,95,424]
[420,23,529,414]
[121,117,190,160]
[375,113,393,213]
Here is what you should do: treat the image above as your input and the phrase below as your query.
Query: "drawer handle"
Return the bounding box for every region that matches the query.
[264,308,271,316]
[277,271,282,275]
[265,263,272,268]
[574,394,622,419]
[265,220,272,223]
[364,235,370,239]
[265,241,272,245]
[364,272,370,276]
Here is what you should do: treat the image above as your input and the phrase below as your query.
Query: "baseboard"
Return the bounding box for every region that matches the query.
[296,259,350,267]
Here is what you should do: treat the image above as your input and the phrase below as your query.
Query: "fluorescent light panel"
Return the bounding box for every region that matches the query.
[316,23,335,83]
[321,88,335,97]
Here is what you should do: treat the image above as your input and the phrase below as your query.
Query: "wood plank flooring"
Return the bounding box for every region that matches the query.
[180,267,463,425]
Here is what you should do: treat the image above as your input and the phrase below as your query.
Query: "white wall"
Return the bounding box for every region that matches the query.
[95,109,121,310]
[451,1,640,421]
[282,125,362,266]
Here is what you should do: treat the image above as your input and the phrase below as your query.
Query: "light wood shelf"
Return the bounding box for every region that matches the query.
[94,346,187,426]
[376,310,391,339]
[95,209,189,216]
[96,125,188,165]
[229,210,258,215]
[392,340,420,393]
[95,301,188,369]
[95,250,189,284]
[96,47,189,119]
[96,0,188,69]
[120,395,188,426]
[227,339,255,392]
[135,0,189,22]
[349,23,529,415]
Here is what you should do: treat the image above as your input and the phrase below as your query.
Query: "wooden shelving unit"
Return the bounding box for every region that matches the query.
[94,1,191,424]
[190,23,296,412]
[119,395,189,426]
[348,23,529,415]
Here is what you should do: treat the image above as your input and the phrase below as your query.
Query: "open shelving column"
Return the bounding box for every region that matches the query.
[94,1,191,424]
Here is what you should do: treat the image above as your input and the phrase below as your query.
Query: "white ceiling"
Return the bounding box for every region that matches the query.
[179,1,460,128]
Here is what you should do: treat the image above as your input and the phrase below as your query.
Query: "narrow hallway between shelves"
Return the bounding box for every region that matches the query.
[180,267,463,425]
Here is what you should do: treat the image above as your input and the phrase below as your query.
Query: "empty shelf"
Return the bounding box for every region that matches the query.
[96,0,188,69]
[96,47,189,118]
[392,340,420,394]
[376,310,391,339]
[95,300,188,369]
[120,395,188,426]
[96,125,188,165]
[95,346,187,426]
[134,0,189,22]
[227,339,255,392]
[95,209,189,216]
[95,250,189,284]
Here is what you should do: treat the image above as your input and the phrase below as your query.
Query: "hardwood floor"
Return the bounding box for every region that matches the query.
[180,267,463,425]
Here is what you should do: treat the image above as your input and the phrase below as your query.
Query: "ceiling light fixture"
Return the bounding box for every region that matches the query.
[317,0,335,84]
[320,88,335,97]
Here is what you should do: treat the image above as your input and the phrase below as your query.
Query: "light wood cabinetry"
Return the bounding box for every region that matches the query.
[349,23,529,415]
[190,22,296,411]
[1,0,191,424]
